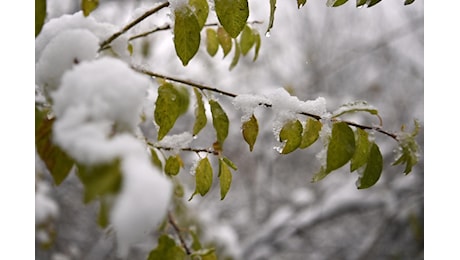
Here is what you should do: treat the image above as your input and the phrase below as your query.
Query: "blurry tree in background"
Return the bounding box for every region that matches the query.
[35,0,423,259]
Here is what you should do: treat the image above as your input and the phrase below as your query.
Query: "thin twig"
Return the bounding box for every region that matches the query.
[168,211,191,255]
[99,1,170,50]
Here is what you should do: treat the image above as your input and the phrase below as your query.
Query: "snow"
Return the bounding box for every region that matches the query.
[155,132,194,152]
[232,94,269,122]
[35,180,59,224]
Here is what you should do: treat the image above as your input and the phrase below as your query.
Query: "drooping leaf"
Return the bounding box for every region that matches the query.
[97,198,110,228]
[357,142,383,189]
[297,0,307,8]
[311,166,328,183]
[150,148,163,170]
[367,0,382,7]
[35,108,74,185]
[350,128,370,172]
[193,88,207,136]
[279,120,303,154]
[174,6,201,66]
[155,83,189,140]
[76,160,122,203]
[81,0,99,17]
[194,157,213,196]
[299,118,322,149]
[326,122,356,173]
[242,114,259,152]
[253,30,261,61]
[148,234,186,260]
[222,157,238,171]
[267,0,276,34]
[392,120,420,174]
[190,230,203,251]
[330,0,349,7]
[240,25,256,56]
[35,0,46,37]
[165,155,181,176]
[219,158,232,200]
[229,38,241,70]
[217,27,232,57]
[356,0,367,7]
[404,0,415,5]
[206,28,219,57]
[214,0,249,38]
[209,100,229,148]
[189,0,209,28]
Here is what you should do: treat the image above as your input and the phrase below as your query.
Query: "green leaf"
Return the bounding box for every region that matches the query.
[404,0,415,5]
[165,155,181,176]
[222,157,238,171]
[350,128,370,172]
[242,114,259,152]
[190,230,202,251]
[150,148,163,170]
[299,118,322,149]
[148,234,186,260]
[209,100,229,147]
[193,88,207,136]
[240,25,255,56]
[154,83,189,140]
[98,198,110,228]
[217,27,232,57]
[267,0,276,34]
[81,0,99,17]
[326,122,356,173]
[189,0,209,28]
[356,0,367,7]
[333,0,349,7]
[367,0,382,7]
[174,6,201,66]
[392,120,420,174]
[219,158,232,200]
[215,0,249,38]
[206,28,219,57]
[279,120,303,154]
[357,143,383,189]
[76,160,122,203]
[35,0,46,37]
[311,166,327,183]
[297,0,307,8]
[229,38,241,70]
[253,30,261,61]
[192,248,217,260]
[194,157,213,196]
[35,108,74,185]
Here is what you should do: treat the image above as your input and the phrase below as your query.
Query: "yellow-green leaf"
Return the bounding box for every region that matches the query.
[209,100,229,147]
[229,38,240,70]
[98,198,110,228]
[350,128,370,172]
[368,0,382,7]
[150,148,163,170]
[253,30,261,61]
[217,27,232,57]
[35,0,46,37]
[326,122,356,173]
[297,0,307,8]
[215,0,249,38]
[193,88,207,136]
[35,108,74,185]
[222,157,238,171]
[299,118,322,149]
[174,6,201,66]
[267,0,276,34]
[279,120,303,154]
[240,25,255,56]
[311,166,327,183]
[76,160,122,203]
[206,28,219,57]
[165,155,181,176]
[81,0,99,17]
[357,143,383,189]
[190,230,202,251]
[333,0,349,7]
[190,0,209,28]
[242,114,259,152]
[219,158,232,200]
[356,0,367,7]
[155,83,189,140]
[148,234,186,260]
[195,157,213,196]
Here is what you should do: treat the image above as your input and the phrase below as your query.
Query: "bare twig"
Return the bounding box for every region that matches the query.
[168,211,191,255]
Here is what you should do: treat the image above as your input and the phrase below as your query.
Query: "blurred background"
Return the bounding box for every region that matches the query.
[36,0,423,259]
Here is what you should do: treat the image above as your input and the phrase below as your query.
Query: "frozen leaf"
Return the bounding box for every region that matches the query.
[229,38,240,70]
[279,120,303,154]
[240,25,255,56]
[267,0,276,34]
[35,108,74,185]
[217,27,232,57]
[357,142,383,189]
[350,128,370,172]
[194,157,213,196]
[155,83,189,140]
[299,118,322,149]
[190,0,209,28]
[209,100,229,147]
[82,0,99,16]
[147,234,186,260]
[215,0,249,38]
[174,6,201,65]
[326,122,356,173]
[193,88,207,135]
[76,160,122,203]
[165,155,181,176]
[393,120,420,174]
[297,0,307,8]
[206,28,219,57]
[219,158,232,200]
[150,148,163,170]
[35,0,46,36]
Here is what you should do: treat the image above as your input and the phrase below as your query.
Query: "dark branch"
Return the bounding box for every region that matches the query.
[168,211,191,255]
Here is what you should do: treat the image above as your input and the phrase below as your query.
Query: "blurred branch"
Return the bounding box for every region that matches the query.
[168,211,191,255]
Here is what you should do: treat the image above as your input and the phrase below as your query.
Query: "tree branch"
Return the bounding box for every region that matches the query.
[168,211,191,255]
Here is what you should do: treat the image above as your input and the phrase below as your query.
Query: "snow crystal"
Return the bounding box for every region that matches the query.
[111,154,172,258]
[232,94,269,122]
[35,29,99,95]
[169,0,189,12]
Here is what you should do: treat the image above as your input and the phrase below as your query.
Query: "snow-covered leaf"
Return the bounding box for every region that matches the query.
[219,158,233,200]
[155,83,189,140]
[193,88,207,135]
[215,0,249,38]
[190,0,209,28]
[267,0,276,34]
[242,114,259,151]
[35,0,46,36]
[326,122,356,173]
[147,234,186,260]
[350,128,370,172]
[299,118,322,149]
[165,155,181,176]
[393,120,420,174]
[217,27,232,57]
[206,28,219,57]
[210,100,229,148]
[331,100,379,119]
[357,142,383,189]
[240,25,255,56]
[279,120,303,154]
[174,6,201,65]
[82,0,99,17]
[229,38,241,70]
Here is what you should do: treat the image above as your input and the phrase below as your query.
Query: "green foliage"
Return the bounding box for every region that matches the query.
[297,0,307,8]
[174,6,201,65]
[279,120,303,154]
[209,100,230,148]
[217,27,233,57]
[240,25,256,56]
[150,148,163,170]
[97,198,110,228]
[189,0,209,28]
[267,0,277,34]
[368,0,383,7]
[299,118,322,149]
[350,128,371,172]
[229,38,241,70]
[35,0,46,37]
[326,122,356,173]
[357,142,383,189]
[206,28,219,57]
[190,157,213,200]
[356,0,368,7]
[81,0,99,17]
[165,155,182,176]
[219,158,233,200]
[193,88,208,136]
[242,115,259,151]
[393,120,421,174]
[327,0,348,7]
[214,0,249,38]
[148,234,186,260]
[404,0,416,5]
